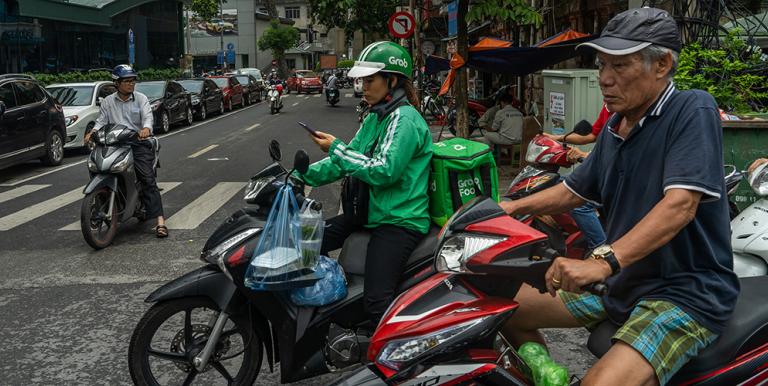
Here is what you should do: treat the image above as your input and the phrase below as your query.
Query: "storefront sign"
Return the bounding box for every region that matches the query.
[447,1,458,37]
[128,29,135,65]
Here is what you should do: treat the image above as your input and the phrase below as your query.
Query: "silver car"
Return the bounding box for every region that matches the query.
[46,81,117,150]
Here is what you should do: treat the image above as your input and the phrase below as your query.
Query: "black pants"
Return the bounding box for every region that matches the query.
[321,215,424,326]
[131,140,164,219]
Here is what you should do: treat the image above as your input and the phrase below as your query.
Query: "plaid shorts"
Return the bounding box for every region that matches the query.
[559,291,717,385]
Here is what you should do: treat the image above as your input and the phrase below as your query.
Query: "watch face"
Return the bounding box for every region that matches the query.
[594,245,612,255]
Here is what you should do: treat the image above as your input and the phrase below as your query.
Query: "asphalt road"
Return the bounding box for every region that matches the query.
[0,91,593,385]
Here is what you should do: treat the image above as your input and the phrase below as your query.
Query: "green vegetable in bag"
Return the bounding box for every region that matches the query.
[516,342,569,386]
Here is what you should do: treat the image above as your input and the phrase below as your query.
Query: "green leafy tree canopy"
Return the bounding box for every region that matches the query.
[189,0,224,22]
[308,0,399,40]
[466,0,542,27]
[258,20,300,76]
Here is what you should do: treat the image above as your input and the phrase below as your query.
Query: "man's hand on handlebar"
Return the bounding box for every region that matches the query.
[567,147,588,163]
[748,158,768,173]
[139,127,151,139]
[544,256,612,297]
[542,132,564,142]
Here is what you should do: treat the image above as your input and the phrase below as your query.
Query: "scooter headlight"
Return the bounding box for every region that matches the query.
[749,162,768,196]
[110,153,131,173]
[435,234,506,273]
[376,317,487,371]
[525,140,551,163]
[202,227,262,281]
[87,157,98,172]
[244,176,273,201]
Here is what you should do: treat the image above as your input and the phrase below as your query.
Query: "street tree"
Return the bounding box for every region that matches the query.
[258,20,300,78]
[189,0,223,22]
[308,0,399,41]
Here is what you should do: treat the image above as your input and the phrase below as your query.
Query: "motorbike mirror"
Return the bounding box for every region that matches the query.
[269,140,282,162]
[293,150,310,175]
[573,120,593,136]
[0,101,5,116]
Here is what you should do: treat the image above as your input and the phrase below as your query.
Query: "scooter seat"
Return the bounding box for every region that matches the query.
[337,226,440,276]
[587,276,768,381]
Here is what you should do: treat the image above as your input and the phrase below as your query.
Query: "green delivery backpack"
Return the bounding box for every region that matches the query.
[429,138,499,226]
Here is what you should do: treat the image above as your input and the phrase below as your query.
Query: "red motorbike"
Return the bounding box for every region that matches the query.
[503,120,595,259]
[333,197,768,386]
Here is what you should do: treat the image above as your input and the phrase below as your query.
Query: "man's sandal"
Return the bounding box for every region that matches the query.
[155,224,169,238]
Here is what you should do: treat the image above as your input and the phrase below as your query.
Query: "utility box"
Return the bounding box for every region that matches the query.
[541,69,603,174]
[542,69,603,135]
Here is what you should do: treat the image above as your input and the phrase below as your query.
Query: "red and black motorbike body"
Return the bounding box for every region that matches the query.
[504,134,587,259]
[341,197,768,386]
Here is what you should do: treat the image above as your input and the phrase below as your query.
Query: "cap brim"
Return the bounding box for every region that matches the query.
[576,37,652,55]
[347,61,385,78]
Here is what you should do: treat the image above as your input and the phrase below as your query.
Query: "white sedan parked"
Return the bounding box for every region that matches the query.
[353,77,363,98]
[46,81,116,150]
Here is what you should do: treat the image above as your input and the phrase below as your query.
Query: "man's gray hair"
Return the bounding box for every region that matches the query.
[639,45,679,79]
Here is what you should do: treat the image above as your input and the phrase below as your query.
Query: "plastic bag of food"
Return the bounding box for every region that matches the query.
[290,256,348,306]
[517,342,569,386]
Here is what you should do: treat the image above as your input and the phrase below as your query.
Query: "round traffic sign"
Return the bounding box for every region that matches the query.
[227,42,235,50]
[388,11,415,39]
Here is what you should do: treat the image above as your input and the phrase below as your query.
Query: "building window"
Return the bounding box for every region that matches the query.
[286,58,296,70]
[285,6,300,19]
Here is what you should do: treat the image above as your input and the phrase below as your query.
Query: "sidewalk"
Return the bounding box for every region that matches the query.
[429,124,520,198]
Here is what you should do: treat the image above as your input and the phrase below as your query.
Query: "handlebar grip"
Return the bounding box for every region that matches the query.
[584,283,608,296]
[576,157,585,163]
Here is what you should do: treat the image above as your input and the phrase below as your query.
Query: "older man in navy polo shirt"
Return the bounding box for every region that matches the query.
[500,8,739,386]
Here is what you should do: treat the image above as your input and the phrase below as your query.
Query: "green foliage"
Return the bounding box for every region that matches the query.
[189,0,223,22]
[28,68,184,86]
[308,0,399,40]
[337,60,354,68]
[674,29,768,114]
[258,20,300,56]
[466,0,542,27]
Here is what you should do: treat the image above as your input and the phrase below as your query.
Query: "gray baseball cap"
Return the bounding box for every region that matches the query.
[577,7,682,55]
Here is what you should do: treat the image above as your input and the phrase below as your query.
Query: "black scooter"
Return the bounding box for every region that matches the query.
[327,88,340,106]
[128,140,439,385]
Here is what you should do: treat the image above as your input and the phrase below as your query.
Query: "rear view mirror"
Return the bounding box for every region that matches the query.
[294,150,310,175]
[0,101,5,116]
[573,120,593,136]
[269,140,282,162]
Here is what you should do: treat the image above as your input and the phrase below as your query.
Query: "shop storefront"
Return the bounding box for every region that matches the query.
[1,0,183,74]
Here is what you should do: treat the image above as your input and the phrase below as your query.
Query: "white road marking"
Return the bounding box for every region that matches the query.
[58,182,181,231]
[0,186,84,231]
[304,96,310,99]
[292,102,299,106]
[0,184,50,205]
[0,104,260,187]
[345,93,352,98]
[245,123,261,132]
[207,157,229,161]
[314,94,321,98]
[188,144,219,159]
[165,182,243,229]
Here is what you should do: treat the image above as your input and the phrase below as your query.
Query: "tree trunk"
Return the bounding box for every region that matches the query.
[454,0,470,138]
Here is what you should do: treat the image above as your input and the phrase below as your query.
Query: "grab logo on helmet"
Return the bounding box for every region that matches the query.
[388,56,408,68]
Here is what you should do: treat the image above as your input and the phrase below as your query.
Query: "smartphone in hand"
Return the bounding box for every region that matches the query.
[297,121,322,138]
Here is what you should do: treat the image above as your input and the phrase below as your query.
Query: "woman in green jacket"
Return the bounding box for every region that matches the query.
[299,41,433,326]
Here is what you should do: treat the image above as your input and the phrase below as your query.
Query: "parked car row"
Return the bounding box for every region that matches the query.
[0,72,265,171]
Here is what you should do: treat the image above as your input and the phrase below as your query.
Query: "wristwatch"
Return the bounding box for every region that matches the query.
[590,244,621,276]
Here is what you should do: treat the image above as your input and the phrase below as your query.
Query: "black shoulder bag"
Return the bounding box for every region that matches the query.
[340,137,378,226]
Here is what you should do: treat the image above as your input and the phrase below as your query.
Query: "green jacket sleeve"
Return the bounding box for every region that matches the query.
[299,157,344,187]
[328,108,419,187]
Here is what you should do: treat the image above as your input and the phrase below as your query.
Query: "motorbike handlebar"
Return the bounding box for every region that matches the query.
[537,246,609,296]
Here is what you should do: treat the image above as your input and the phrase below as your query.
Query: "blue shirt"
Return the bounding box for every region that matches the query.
[564,82,739,334]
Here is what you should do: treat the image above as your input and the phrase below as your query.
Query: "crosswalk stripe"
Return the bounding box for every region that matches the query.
[314,94,321,98]
[304,96,309,99]
[58,182,182,231]
[0,186,83,231]
[292,102,299,106]
[0,184,50,205]
[165,182,243,230]
[345,93,352,98]
[188,144,219,158]
[245,123,261,132]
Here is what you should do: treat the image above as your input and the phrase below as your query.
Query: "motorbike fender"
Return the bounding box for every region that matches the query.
[83,174,117,194]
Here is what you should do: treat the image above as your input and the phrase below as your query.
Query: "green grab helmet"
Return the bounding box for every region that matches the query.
[348,41,413,79]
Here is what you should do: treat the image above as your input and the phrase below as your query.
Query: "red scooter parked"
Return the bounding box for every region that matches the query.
[334,197,768,386]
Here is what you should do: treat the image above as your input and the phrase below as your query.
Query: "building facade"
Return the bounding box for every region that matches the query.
[1,0,183,74]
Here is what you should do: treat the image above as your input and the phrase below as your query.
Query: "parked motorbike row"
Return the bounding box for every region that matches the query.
[124,119,768,385]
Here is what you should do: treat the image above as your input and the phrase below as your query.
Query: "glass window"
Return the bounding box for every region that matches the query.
[14,82,41,106]
[168,82,183,95]
[285,6,300,19]
[178,80,204,93]
[229,77,240,86]
[235,76,250,86]
[211,78,228,88]
[47,85,95,106]
[0,84,17,108]
[98,84,117,99]
[134,81,166,99]
[205,80,217,92]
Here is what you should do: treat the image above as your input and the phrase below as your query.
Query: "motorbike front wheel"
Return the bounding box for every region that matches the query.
[80,187,118,249]
[128,297,262,386]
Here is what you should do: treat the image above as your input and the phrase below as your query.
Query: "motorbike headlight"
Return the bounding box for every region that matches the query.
[65,115,79,127]
[110,153,131,173]
[87,157,98,172]
[376,317,487,371]
[435,234,506,273]
[202,228,262,281]
[525,141,550,163]
[96,129,107,144]
[749,162,768,196]
[244,176,273,201]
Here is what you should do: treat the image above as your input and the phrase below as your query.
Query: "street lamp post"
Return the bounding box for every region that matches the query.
[219,0,225,71]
